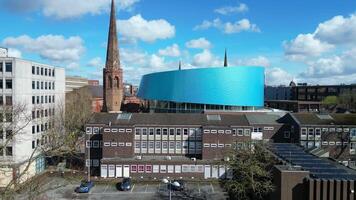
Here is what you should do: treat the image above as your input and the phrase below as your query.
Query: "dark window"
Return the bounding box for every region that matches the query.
[48,69,51,76]
[40,68,43,75]
[49,82,51,90]
[5,113,12,122]
[49,96,51,103]
[32,111,35,119]
[0,96,3,105]
[5,96,12,106]
[32,81,35,89]
[32,141,35,149]
[45,82,47,90]
[5,62,12,72]
[52,82,55,90]
[36,96,39,104]
[41,96,43,103]
[6,130,12,139]
[53,95,55,103]
[0,80,2,89]
[32,96,35,104]
[32,126,35,134]
[0,130,3,139]
[41,124,44,131]
[37,110,40,118]
[37,125,39,133]
[41,82,43,89]
[52,69,55,77]
[0,62,2,72]
[36,67,39,75]
[5,79,12,89]
[6,147,12,156]
[32,66,35,74]
[37,139,40,146]
[45,68,47,76]
[45,96,47,103]
[45,109,48,117]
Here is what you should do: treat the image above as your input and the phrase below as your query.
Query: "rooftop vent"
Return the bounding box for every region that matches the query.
[316,114,333,120]
[207,114,221,121]
[117,113,132,120]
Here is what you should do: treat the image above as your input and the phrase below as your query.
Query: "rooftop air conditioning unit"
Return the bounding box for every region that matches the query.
[166,156,171,160]
[191,157,196,161]
[136,155,142,160]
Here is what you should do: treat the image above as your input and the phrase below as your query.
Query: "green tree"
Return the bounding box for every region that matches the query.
[338,91,356,111]
[223,143,275,200]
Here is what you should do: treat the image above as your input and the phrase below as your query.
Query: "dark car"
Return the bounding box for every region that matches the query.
[168,180,185,191]
[75,180,94,193]
[117,178,132,191]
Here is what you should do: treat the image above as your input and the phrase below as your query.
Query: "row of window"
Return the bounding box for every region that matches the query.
[32,95,55,104]
[32,121,53,134]
[32,81,55,90]
[32,108,55,119]
[0,129,13,140]
[32,135,51,149]
[32,66,55,77]
[0,62,12,73]
[0,96,12,106]
[0,113,13,122]
[301,127,356,135]
[134,141,202,150]
[100,164,205,175]
[0,79,12,89]
[203,143,232,148]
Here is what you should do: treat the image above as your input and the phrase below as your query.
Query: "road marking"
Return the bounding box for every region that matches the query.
[198,183,201,194]
[145,184,148,192]
[210,183,215,193]
[103,184,109,193]
[130,184,135,193]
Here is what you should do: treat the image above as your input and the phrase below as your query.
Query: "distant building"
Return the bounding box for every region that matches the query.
[291,84,356,101]
[0,56,65,187]
[88,80,99,86]
[265,100,321,113]
[65,76,88,93]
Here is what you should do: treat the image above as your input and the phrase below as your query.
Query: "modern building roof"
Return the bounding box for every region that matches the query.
[245,113,286,125]
[291,113,356,125]
[88,113,250,126]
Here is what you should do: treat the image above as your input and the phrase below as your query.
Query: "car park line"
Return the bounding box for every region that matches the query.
[130,184,135,193]
[198,183,201,194]
[145,184,148,192]
[210,183,215,193]
[104,184,109,193]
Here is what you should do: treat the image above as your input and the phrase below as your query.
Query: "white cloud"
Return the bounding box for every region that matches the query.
[194,18,260,34]
[235,56,270,67]
[2,0,140,19]
[88,57,103,68]
[2,34,85,63]
[120,48,147,66]
[283,33,333,60]
[150,54,166,68]
[158,44,180,57]
[265,67,294,86]
[301,48,356,78]
[7,48,22,58]
[192,49,221,66]
[118,15,175,43]
[185,38,212,49]
[214,3,248,15]
[314,14,356,45]
[67,62,80,70]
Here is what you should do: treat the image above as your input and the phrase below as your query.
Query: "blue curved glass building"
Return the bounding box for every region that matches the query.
[137,66,264,113]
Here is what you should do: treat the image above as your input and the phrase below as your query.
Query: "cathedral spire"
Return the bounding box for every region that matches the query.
[105,0,120,69]
[224,48,228,67]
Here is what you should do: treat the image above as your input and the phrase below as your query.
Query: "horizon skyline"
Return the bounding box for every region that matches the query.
[0,0,355,86]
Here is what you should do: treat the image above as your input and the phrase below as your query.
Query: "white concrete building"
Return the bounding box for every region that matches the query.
[0,49,65,187]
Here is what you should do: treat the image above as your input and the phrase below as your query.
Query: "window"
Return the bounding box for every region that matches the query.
[111,142,117,147]
[36,67,39,75]
[48,69,51,76]
[118,142,125,147]
[149,141,154,149]
[40,68,43,75]
[135,128,141,136]
[145,165,152,173]
[210,144,217,148]
[0,80,2,89]
[6,130,12,140]
[32,141,36,149]
[168,165,174,173]
[211,130,217,134]
[5,62,12,72]
[104,142,110,147]
[5,113,12,122]
[149,128,154,135]
[175,165,181,173]
[135,141,140,149]
[218,144,224,148]
[126,142,132,146]
[5,96,12,106]
[0,97,3,105]
[315,128,321,136]
[93,141,99,148]
[45,82,47,90]
[32,126,35,134]
[169,141,175,149]
[155,128,161,135]
[155,141,161,149]
[153,165,159,173]
[253,127,262,132]
[6,147,12,156]
[176,128,181,136]
[237,129,243,136]
[160,165,167,173]
[142,128,147,135]
[138,165,145,173]
[225,130,231,134]
[32,81,35,89]
[176,141,181,149]
[0,62,2,72]
[32,66,35,74]
[5,79,12,89]
[41,82,43,89]
[204,143,210,147]
[131,165,137,173]
[350,128,356,137]
[232,129,236,136]
[183,128,188,135]
[308,128,314,136]
[162,141,168,150]
[218,130,224,134]
[86,140,91,148]
[52,69,55,77]
[162,128,168,136]
[284,131,290,138]
[244,129,251,136]
[45,68,47,76]
[169,128,175,136]
[141,141,147,149]
[203,129,210,134]
[37,81,39,89]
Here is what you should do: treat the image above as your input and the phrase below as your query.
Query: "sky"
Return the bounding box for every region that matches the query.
[0,0,355,86]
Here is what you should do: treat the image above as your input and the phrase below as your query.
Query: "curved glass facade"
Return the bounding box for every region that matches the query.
[138,66,264,112]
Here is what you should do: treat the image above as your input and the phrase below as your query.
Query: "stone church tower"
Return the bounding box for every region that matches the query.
[102,0,123,113]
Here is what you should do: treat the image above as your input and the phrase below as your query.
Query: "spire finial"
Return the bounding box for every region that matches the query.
[224,48,228,67]
[105,0,120,69]
[179,60,182,70]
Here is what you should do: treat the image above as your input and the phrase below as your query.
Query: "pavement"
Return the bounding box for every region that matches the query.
[15,177,227,200]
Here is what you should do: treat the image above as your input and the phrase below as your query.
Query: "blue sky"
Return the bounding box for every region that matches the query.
[0,0,355,86]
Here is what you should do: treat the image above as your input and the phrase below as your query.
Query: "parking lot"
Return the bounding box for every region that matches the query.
[16,177,227,200]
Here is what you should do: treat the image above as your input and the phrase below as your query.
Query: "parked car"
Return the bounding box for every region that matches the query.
[75,180,94,193]
[168,180,185,191]
[118,177,132,191]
